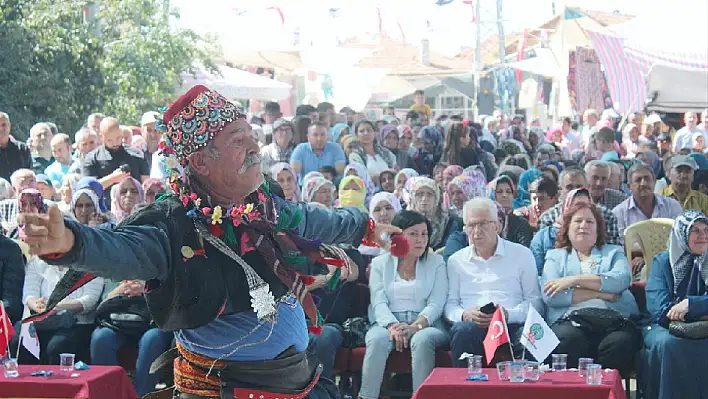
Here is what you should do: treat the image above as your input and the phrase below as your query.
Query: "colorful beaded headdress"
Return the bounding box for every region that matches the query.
[157,84,247,166]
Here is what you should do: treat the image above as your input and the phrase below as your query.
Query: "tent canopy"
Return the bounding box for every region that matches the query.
[647,64,708,113]
[507,48,563,79]
[179,64,292,101]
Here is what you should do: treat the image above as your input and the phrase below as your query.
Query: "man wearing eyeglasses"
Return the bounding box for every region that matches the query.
[445,198,543,368]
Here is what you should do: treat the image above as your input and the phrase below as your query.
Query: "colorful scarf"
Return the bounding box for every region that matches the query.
[344,163,376,205]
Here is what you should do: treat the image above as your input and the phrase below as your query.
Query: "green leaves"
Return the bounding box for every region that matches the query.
[0,0,216,140]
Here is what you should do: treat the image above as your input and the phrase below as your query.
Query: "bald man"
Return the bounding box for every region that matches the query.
[81,117,149,209]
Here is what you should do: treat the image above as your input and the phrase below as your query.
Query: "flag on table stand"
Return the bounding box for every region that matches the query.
[0,302,14,357]
[20,308,40,359]
[520,306,560,362]
[483,308,511,363]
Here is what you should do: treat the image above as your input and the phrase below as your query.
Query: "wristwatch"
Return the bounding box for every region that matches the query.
[414,323,423,331]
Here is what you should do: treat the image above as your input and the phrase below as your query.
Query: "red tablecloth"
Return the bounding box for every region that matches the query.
[413,368,626,399]
[0,365,138,399]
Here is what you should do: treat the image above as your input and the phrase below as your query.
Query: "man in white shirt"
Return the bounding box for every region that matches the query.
[673,112,706,152]
[446,198,543,367]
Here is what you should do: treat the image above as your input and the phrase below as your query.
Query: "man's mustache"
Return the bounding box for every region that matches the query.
[238,154,262,173]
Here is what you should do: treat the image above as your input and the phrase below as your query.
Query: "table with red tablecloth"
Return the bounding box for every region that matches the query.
[0,365,138,399]
[413,368,626,399]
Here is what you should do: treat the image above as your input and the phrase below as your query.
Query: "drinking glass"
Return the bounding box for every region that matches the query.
[509,361,525,382]
[3,357,19,378]
[467,355,483,377]
[586,364,603,385]
[578,357,594,377]
[59,353,75,372]
[496,361,511,381]
[551,354,568,371]
[523,361,541,381]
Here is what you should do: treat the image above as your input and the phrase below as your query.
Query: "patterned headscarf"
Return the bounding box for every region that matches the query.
[344,163,376,205]
[110,177,145,223]
[378,124,398,148]
[448,174,488,203]
[488,175,517,212]
[0,178,12,201]
[394,168,418,204]
[418,126,444,157]
[442,165,464,207]
[408,176,450,249]
[159,85,247,166]
[270,162,301,202]
[302,171,324,186]
[669,210,708,297]
[302,176,335,207]
[555,187,593,228]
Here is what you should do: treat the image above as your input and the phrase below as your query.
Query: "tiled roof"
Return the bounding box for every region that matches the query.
[342,38,473,77]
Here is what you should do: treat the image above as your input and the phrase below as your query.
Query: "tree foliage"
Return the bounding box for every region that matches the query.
[0,0,217,140]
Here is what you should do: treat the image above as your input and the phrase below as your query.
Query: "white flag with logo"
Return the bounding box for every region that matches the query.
[519,306,559,362]
[20,308,40,359]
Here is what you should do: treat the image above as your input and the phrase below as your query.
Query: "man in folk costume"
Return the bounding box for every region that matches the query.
[18,85,401,399]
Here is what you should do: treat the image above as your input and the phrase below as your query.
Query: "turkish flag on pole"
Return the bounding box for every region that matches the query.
[483,308,509,363]
[0,302,15,357]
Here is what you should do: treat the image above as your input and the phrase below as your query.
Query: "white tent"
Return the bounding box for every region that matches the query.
[179,64,293,101]
[506,48,564,79]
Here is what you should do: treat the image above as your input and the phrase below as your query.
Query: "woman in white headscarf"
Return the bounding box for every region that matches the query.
[359,192,403,257]
[642,210,708,399]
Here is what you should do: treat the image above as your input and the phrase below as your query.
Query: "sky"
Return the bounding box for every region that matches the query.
[168,0,675,59]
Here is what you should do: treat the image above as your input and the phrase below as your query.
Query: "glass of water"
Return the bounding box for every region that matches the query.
[586,364,603,385]
[551,354,568,371]
[59,353,75,372]
[509,361,525,382]
[496,361,511,381]
[523,361,541,381]
[3,357,19,378]
[467,355,483,377]
[578,357,594,377]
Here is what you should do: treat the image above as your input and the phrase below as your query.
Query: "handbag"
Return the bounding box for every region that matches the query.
[564,308,629,334]
[95,295,153,336]
[668,321,708,339]
[341,317,370,348]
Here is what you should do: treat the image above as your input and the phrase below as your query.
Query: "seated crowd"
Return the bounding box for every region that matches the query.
[1,106,708,399]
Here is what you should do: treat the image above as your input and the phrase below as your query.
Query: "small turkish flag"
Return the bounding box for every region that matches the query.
[0,302,15,357]
[483,308,509,364]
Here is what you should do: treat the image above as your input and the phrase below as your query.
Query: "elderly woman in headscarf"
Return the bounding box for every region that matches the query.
[337,175,368,213]
[394,168,418,206]
[344,163,376,206]
[641,211,708,399]
[379,124,413,169]
[302,176,336,209]
[71,187,107,227]
[441,165,464,207]
[340,135,359,161]
[110,176,145,224]
[446,171,488,217]
[142,178,169,205]
[406,176,462,251]
[412,126,444,177]
[348,120,397,183]
[359,192,403,258]
[76,177,109,213]
[270,162,301,202]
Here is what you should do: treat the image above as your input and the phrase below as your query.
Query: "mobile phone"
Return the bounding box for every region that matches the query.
[19,189,44,213]
[120,164,131,173]
[480,302,496,315]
